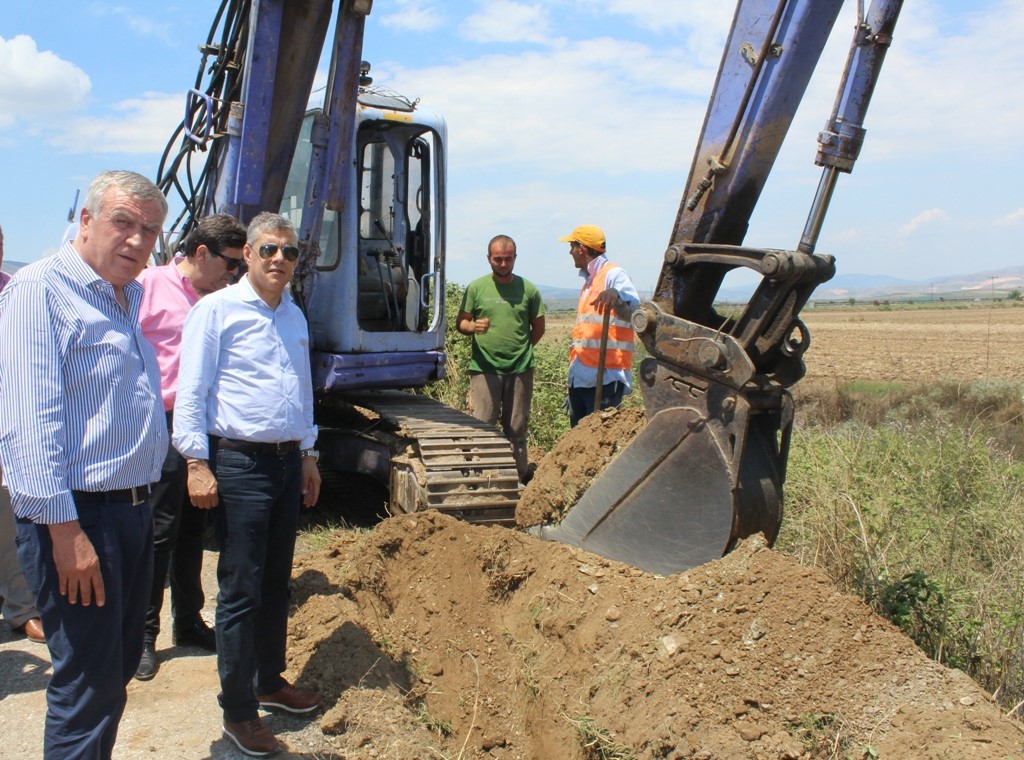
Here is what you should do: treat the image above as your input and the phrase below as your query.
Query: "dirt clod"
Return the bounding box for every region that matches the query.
[516,407,647,526]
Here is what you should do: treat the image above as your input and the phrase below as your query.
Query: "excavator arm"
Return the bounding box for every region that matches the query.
[535,0,904,575]
[155,0,370,244]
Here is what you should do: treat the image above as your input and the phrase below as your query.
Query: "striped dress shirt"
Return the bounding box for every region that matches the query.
[0,242,168,523]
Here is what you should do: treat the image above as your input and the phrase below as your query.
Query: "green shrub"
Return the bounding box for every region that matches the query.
[779,387,1024,707]
[419,282,472,411]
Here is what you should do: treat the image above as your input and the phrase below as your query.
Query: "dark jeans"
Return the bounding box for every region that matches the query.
[146,416,207,640]
[212,445,301,722]
[16,494,153,760]
[568,381,627,427]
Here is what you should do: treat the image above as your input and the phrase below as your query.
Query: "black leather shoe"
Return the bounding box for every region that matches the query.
[135,641,158,681]
[173,620,217,652]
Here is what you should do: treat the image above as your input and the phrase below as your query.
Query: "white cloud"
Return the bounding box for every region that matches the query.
[377,37,713,179]
[379,0,444,32]
[1001,208,1024,225]
[459,2,551,44]
[0,35,91,127]
[87,5,174,44]
[49,92,183,154]
[860,0,1024,158]
[601,0,732,36]
[899,208,948,236]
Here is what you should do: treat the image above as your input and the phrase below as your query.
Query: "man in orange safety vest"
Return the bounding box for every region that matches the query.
[559,224,640,427]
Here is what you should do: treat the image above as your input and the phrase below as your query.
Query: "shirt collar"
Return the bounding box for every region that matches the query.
[171,256,200,301]
[578,254,608,286]
[59,241,145,300]
[238,271,293,310]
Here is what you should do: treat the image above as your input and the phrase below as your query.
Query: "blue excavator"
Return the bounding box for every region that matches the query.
[155,0,903,575]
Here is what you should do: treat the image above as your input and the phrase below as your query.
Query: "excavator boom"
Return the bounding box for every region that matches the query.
[535,0,904,575]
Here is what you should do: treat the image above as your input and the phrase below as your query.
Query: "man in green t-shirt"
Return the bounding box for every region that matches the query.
[457,234,546,482]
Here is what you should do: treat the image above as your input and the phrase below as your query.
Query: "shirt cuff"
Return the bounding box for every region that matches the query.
[172,433,209,460]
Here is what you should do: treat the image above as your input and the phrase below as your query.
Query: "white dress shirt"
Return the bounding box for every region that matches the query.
[172,275,317,459]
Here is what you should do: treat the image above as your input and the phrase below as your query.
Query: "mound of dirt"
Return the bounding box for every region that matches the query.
[287,512,1024,759]
[516,407,647,527]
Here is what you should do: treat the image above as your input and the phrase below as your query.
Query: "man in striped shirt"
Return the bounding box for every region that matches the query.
[0,171,168,760]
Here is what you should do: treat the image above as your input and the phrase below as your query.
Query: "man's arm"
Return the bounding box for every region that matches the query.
[530,315,546,346]
[591,267,640,319]
[301,457,321,508]
[457,310,490,335]
[0,279,105,605]
[48,522,105,606]
[173,302,221,508]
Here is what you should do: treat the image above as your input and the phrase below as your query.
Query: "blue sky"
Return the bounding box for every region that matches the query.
[2,1,1021,294]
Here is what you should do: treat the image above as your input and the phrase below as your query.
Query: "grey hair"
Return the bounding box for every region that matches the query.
[247,212,296,246]
[83,170,168,220]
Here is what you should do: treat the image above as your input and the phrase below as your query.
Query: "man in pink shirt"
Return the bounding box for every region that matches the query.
[135,213,247,680]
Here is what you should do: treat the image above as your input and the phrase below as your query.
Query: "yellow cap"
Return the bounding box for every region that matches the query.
[558,225,606,253]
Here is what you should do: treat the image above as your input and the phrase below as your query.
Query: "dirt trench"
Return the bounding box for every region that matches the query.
[2,408,1023,758]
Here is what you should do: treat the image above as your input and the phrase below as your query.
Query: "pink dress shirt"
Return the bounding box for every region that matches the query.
[137,259,199,411]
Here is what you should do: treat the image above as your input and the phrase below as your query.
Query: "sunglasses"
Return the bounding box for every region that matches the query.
[258,243,300,262]
[208,248,244,271]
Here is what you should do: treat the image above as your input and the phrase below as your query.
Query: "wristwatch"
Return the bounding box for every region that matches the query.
[300,449,320,462]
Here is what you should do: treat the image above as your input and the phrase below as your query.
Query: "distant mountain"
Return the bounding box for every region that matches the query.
[542,266,1024,305]
[536,285,582,303]
[1,260,30,274]
[812,266,1024,302]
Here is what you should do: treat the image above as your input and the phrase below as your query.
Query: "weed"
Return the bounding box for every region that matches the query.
[790,713,852,758]
[566,713,635,760]
[502,629,540,699]
[413,702,453,737]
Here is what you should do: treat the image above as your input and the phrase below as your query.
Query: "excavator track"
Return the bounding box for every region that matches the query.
[345,390,521,525]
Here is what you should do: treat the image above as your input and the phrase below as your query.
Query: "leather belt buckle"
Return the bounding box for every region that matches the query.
[130,485,151,506]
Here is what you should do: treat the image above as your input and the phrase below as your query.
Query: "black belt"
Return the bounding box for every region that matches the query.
[72,485,152,507]
[213,437,300,456]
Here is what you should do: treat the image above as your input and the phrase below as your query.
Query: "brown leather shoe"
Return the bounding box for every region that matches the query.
[256,682,322,714]
[15,618,45,644]
[222,717,281,757]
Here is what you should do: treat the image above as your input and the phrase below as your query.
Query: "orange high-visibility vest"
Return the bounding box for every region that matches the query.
[570,261,634,370]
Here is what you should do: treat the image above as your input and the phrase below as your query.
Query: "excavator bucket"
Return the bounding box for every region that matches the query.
[532,359,788,576]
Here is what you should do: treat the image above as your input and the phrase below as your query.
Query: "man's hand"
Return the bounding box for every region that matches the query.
[590,288,624,313]
[48,521,104,606]
[301,457,322,508]
[187,459,219,509]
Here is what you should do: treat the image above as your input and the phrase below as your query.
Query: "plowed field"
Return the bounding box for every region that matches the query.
[799,305,1024,383]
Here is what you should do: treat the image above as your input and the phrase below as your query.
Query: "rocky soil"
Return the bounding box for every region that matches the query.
[2,405,1024,758]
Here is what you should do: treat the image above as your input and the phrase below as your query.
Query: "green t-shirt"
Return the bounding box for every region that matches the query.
[460,274,546,375]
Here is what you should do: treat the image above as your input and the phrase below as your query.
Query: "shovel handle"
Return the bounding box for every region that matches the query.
[593,308,611,413]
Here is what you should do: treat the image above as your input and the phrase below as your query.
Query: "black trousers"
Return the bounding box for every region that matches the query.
[145,412,208,641]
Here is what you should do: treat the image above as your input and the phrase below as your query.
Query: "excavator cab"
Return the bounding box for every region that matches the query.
[286,98,448,392]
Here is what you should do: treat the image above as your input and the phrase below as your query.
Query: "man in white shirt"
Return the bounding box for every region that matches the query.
[173,212,321,757]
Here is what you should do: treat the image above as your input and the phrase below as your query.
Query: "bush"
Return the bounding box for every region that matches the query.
[419,282,473,411]
[778,386,1024,708]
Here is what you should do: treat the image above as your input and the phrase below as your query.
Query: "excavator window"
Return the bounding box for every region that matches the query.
[354,125,442,334]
